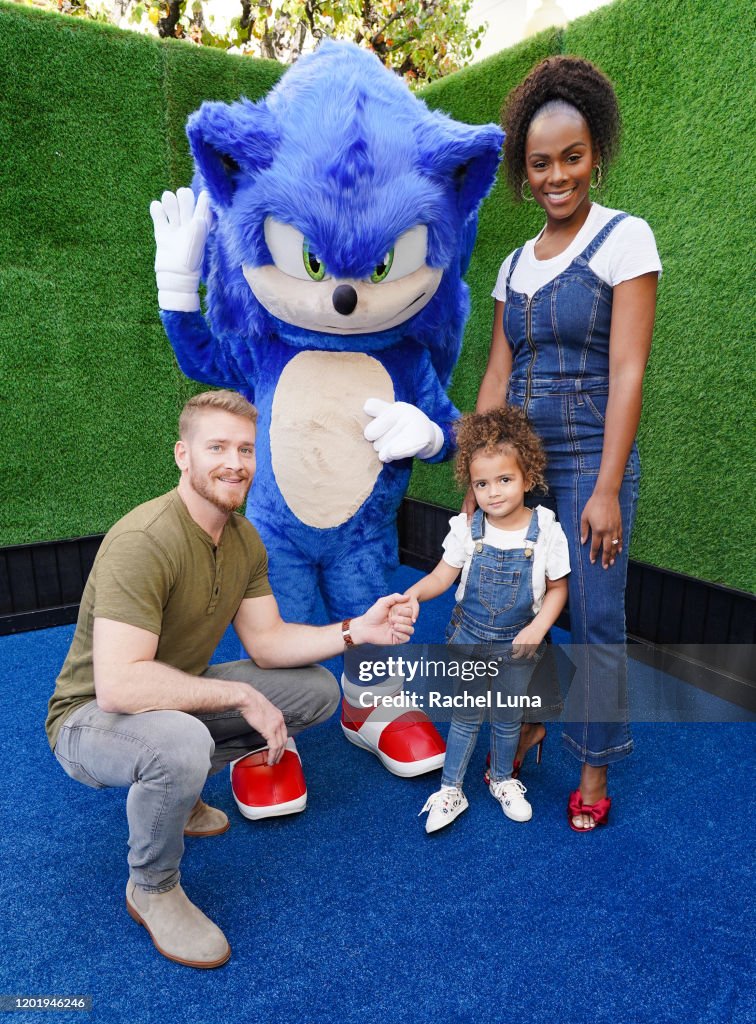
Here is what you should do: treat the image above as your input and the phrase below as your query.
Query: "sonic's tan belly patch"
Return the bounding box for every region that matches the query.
[270,351,394,529]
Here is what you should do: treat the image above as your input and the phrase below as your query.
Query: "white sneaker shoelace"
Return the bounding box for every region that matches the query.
[490,778,527,801]
[419,786,465,817]
[419,785,469,832]
[490,777,532,821]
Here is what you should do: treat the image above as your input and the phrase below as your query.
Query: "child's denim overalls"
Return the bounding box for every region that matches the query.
[503,212,637,765]
[441,507,545,787]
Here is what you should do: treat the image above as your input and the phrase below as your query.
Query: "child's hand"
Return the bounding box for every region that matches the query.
[389,595,418,643]
[511,624,544,659]
[389,601,414,645]
[389,595,419,627]
[355,594,414,646]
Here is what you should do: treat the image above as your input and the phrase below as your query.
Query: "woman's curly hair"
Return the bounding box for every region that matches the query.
[501,55,621,199]
[454,407,547,492]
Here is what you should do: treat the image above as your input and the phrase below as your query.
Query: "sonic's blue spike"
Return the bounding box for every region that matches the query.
[326,94,374,190]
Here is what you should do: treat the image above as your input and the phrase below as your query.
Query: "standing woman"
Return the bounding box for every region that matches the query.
[475,57,661,830]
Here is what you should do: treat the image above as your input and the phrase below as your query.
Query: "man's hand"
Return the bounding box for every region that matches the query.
[92,618,289,760]
[363,399,443,462]
[351,593,415,646]
[237,687,288,765]
[150,188,212,313]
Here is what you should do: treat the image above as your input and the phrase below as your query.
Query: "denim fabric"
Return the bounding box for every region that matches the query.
[503,213,635,765]
[53,661,339,892]
[441,508,544,787]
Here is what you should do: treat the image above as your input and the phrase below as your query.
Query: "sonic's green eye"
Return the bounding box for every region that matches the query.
[303,242,326,281]
[371,249,394,283]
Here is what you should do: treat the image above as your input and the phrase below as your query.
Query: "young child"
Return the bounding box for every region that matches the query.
[406,407,569,833]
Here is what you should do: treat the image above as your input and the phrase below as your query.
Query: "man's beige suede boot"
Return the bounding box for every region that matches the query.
[184,798,230,837]
[126,881,231,968]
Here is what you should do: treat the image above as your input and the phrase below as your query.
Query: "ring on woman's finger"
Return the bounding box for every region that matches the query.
[611,538,619,545]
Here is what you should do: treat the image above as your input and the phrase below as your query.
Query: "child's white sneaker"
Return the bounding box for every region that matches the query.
[419,785,469,833]
[489,777,532,822]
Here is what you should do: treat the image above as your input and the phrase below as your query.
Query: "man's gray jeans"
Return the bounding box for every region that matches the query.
[53,660,340,892]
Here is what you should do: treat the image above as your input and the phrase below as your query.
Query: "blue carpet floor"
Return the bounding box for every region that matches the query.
[0,566,754,1024]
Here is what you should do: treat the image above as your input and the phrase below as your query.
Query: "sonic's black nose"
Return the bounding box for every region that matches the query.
[332,284,358,316]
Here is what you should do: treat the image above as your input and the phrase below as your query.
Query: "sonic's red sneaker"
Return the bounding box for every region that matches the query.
[230,738,307,820]
[340,697,445,777]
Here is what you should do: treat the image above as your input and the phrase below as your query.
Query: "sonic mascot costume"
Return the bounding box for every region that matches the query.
[151,41,503,816]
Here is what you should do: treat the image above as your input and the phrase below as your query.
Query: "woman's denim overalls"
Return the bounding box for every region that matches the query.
[441,507,545,787]
[503,213,637,765]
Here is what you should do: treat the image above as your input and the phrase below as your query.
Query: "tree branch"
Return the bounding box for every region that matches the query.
[157,0,182,38]
[240,0,254,32]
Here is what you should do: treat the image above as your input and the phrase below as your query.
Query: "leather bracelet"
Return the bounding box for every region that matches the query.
[341,619,354,648]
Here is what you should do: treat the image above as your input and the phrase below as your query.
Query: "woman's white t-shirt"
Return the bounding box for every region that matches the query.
[442,506,570,615]
[491,203,662,301]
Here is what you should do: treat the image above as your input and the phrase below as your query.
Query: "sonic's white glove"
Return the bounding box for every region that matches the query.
[363,398,444,462]
[149,188,212,312]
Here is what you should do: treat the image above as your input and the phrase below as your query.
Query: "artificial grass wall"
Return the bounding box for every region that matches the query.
[0,2,282,546]
[1,0,753,592]
[562,0,755,595]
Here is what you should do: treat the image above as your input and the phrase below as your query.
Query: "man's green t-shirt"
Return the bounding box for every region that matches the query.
[45,489,272,749]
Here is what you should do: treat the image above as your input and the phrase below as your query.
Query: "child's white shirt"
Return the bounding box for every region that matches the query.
[442,506,570,616]
[491,203,662,301]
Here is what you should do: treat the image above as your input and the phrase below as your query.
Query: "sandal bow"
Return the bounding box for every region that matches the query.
[567,789,611,829]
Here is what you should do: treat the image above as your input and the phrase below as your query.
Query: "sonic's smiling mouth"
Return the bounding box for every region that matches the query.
[322,292,427,331]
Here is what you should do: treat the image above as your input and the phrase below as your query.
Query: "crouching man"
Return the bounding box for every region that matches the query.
[45,389,413,969]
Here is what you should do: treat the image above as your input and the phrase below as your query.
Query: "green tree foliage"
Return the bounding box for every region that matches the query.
[23,0,484,83]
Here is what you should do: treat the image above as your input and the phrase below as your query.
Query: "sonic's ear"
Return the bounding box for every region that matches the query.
[417,119,504,219]
[186,98,280,208]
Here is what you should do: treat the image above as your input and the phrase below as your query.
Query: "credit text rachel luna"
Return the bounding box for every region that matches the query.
[357,691,542,710]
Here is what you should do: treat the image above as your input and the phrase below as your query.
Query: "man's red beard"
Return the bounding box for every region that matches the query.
[189,468,252,513]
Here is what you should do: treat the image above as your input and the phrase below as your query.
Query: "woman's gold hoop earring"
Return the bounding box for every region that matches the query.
[590,165,603,190]
[521,179,535,202]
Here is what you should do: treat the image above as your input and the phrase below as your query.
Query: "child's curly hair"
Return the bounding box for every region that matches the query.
[501,55,621,199]
[454,407,547,492]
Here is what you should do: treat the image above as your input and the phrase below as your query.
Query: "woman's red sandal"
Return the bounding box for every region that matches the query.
[567,790,611,832]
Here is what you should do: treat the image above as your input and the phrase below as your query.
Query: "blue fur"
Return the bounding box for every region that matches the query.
[162,41,503,621]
